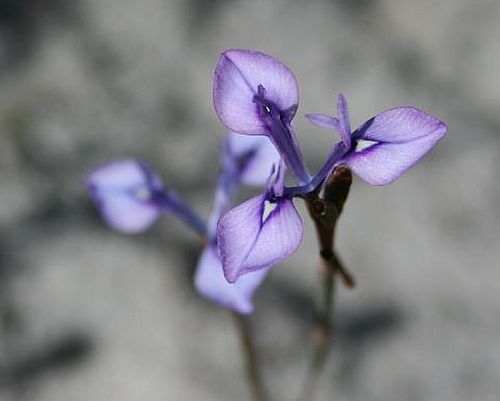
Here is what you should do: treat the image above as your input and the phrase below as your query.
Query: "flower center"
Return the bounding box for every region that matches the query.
[262,199,278,223]
[133,186,152,201]
[354,139,377,152]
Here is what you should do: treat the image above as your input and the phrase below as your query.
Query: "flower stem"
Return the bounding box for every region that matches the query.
[299,259,337,401]
[232,312,269,401]
[298,166,354,401]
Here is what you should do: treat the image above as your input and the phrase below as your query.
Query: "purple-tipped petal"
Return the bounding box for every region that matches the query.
[341,131,445,185]
[228,132,281,186]
[194,246,268,314]
[337,94,352,148]
[213,49,298,135]
[304,113,340,132]
[217,194,303,283]
[86,159,163,233]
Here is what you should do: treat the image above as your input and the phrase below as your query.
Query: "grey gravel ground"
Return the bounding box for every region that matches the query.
[0,1,499,400]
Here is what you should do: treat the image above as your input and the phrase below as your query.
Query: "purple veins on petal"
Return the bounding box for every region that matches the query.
[194,245,268,314]
[217,193,303,283]
[213,49,299,136]
[343,107,447,185]
[86,159,164,234]
[353,106,446,143]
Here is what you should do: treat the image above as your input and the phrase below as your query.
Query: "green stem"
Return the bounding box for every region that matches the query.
[232,312,269,401]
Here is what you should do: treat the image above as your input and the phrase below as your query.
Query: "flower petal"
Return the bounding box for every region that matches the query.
[228,132,281,186]
[217,194,264,282]
[86,159,163,233]
[194,246,268,314]
[337,94,352,148]
[304,113,340,131]
[341,106,446,185]
[354,106,447,144]
[217,194,303,283]
[341,132,445,185]
[213,49,298,135]
[238,198,303,275]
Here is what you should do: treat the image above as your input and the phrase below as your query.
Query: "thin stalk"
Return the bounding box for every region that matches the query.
[298,166,353,401]
[232,312,269,401]
[299,259,337,401]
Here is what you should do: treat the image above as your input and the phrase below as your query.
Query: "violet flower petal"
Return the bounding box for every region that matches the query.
[86,159,163,234]
[337,94,352,148]
[354,106,447,143]
[194,245,268,314]
[304,113,340,132]
[217,194,303,283]
[213,49,298,136]
[342,108,446,185]
[228,132,281,186]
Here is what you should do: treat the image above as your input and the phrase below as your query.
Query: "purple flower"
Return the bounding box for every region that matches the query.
[306,94,447,185]
[86,159,166,234]
[87,49,447,313]
[86,136,279,314]
[214,49,310,185]
[214,50,446,283]
[86,159,206,235]
[195,134,281,313]
[217,161,303,283]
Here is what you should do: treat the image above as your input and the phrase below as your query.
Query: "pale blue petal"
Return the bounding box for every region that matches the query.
[228,132,281,186]
[86,159,163,233]
[195,246,268,314]
[304,113,340,131]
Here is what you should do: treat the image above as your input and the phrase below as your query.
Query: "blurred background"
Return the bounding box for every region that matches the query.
[0,0,499,400]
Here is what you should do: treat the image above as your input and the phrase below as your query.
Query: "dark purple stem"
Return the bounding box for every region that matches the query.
[284,143,348,198]
[156,191,207,237]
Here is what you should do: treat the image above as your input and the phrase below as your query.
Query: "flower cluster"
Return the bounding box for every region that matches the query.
[86,49,446,314]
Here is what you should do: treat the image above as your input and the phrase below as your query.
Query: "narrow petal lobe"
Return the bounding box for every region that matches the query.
[337,94,352,148]
[304,113,340,132]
